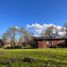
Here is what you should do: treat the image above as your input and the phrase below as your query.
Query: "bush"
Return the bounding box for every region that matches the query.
[4,44,11,49]
[4,44,22,49]
[14,46,22,49]
[23,44,31,49]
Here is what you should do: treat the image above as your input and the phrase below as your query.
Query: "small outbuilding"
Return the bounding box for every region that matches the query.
[34,37,67,48]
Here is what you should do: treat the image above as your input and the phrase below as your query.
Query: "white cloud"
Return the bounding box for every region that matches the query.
[27,23,43,34]
[14,26,19,29]
[26,23,65,37]
[58,31,66,37]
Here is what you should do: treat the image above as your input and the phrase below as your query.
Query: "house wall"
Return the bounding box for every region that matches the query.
[37,39,65,48]
[38,40,47,48]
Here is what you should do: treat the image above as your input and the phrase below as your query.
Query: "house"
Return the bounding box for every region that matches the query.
[34,37,67,48]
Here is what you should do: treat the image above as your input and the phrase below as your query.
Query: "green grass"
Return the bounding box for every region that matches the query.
[0,48,67,67]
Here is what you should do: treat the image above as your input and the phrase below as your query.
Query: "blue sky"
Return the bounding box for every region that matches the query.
[0,0,67,36]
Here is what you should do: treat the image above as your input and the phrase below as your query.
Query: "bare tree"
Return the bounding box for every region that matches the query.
[2,26,18,47]
[41,25,58,47]
[41,26,54,38]
[2,26,33,48]
[19,28,33,47]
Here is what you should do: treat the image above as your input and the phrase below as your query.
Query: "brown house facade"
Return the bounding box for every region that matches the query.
[34,37,67,48]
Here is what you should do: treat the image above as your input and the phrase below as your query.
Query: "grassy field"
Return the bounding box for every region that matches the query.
[0,48,67,67]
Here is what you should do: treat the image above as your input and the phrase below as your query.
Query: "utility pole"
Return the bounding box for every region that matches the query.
[64,23,67,38]
[64,23,67,47]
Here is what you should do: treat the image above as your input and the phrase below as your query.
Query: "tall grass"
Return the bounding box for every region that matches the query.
[0,48,67,67]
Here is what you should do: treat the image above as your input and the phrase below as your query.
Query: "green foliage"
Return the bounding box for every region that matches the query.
[23,44,31,49]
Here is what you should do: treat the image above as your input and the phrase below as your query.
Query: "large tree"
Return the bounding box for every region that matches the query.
[2,26,33,48]
[18,28,33,46]
[41,25,58,47]
[41,26,54,38]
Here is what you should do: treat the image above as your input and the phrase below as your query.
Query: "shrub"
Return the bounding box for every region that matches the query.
[4,44,22,49]
[23,44,31,49]
[4,44,11,49]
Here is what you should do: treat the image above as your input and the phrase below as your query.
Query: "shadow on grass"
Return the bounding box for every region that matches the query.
[0,58,66,67]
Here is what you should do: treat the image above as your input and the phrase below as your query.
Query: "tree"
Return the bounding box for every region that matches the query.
[18,28,33,47]
[41,25,58,47]
[2,26,33,48]
[2,26,18,47]
[41,26,54,38]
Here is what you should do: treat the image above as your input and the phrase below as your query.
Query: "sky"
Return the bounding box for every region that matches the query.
[0,0,67,36]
